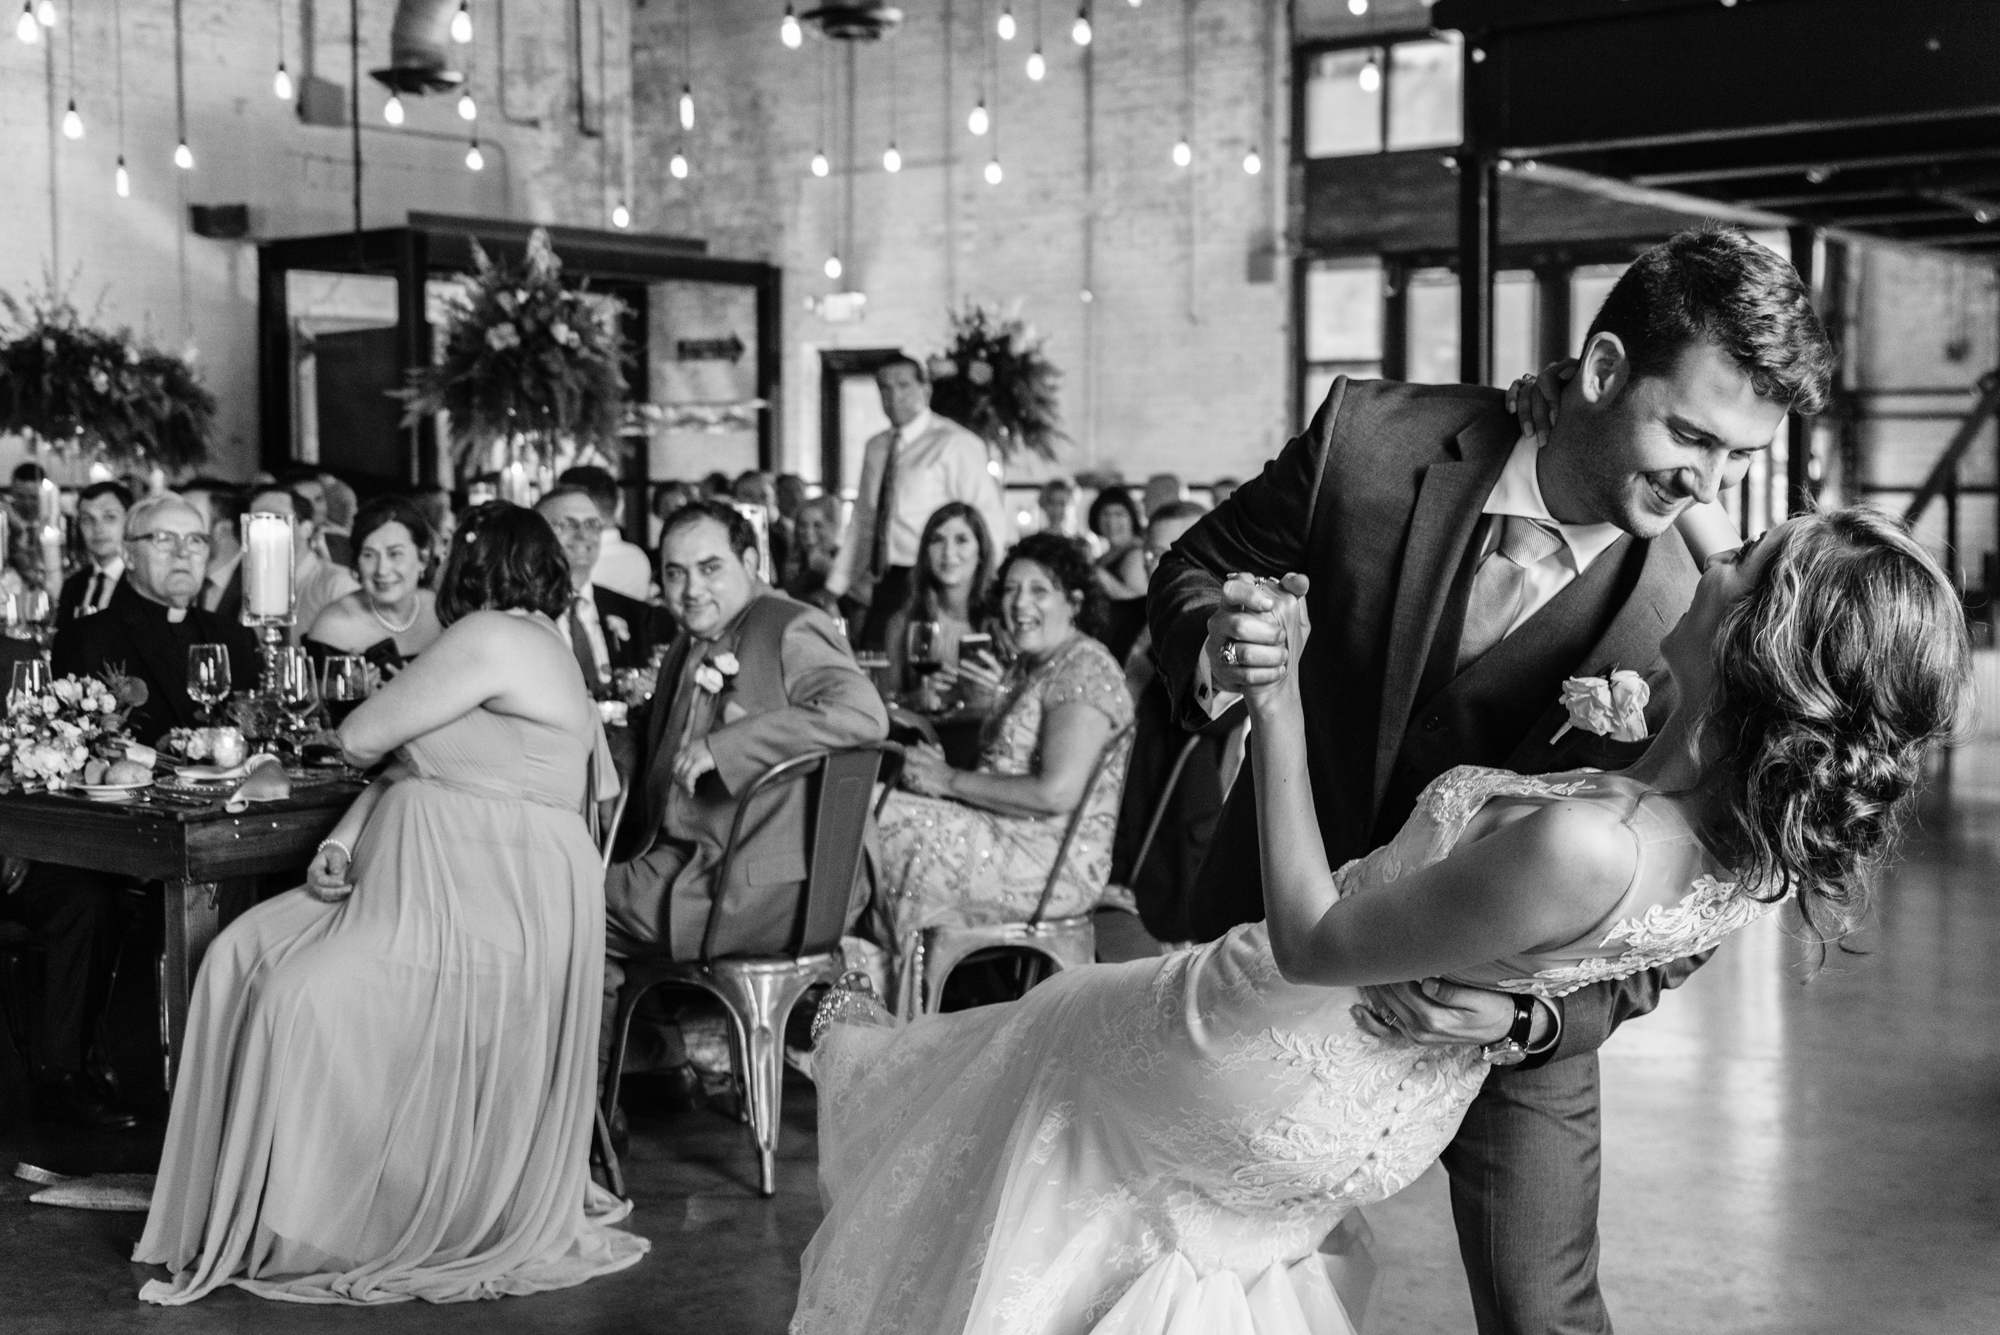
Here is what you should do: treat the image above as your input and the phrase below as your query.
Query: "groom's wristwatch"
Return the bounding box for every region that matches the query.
[1480,994,1539,1066]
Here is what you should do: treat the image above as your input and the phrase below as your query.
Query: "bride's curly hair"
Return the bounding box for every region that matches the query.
[1701,506,1970,951]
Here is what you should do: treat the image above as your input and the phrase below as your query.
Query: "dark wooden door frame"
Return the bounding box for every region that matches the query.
[819,348,904,496]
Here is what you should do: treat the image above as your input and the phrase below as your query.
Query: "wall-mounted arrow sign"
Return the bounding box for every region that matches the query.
[676,334,747,363]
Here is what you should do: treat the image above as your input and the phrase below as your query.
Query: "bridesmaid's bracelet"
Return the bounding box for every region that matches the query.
[317,837,353,866]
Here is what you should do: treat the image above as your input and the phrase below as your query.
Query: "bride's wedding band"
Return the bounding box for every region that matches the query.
[1370,1006,1399,1030]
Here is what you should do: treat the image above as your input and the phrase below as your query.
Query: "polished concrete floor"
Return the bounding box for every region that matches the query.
[4,745,1997,1333]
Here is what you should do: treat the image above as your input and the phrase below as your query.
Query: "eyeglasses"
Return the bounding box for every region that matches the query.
[128,531,213,555]
[550,517,605,538]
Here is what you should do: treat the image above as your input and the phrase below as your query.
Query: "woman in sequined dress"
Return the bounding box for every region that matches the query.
[795,507,1967,1335]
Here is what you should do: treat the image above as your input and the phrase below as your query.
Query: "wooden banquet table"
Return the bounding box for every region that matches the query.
[0,781,362,1089]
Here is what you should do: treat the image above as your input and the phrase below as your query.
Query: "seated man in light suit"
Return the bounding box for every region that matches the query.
[605,499,889,983]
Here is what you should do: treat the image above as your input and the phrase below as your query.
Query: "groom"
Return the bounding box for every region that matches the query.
[1151,227,1833,1334]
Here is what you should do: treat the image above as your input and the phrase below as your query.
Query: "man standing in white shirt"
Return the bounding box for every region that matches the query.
[56,480,131,630]
[826,355,1012,650]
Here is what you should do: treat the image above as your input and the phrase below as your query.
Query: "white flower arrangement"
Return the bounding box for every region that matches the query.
[1551,670,1650,744]
[693,651,740,696]
[0,671,143,789]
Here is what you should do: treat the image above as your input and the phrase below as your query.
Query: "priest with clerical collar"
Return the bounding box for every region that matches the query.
[51,492,260,745]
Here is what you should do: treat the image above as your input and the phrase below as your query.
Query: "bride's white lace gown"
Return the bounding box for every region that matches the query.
[796,767,1776,1334]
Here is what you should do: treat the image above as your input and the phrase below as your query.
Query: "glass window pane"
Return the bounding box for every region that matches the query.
[1493,271,1540,389]
[1406,268,1459,386]
[1303,362,1382,425]
[1387,35,1463,151]
[1305,260,1384,363]
[1570,263,1630,356]
[1304,48,1384,159]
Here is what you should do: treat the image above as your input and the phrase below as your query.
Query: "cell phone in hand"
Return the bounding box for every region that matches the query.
[958,633,994,660]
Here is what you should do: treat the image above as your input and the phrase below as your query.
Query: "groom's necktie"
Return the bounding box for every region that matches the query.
[869,433,905,578]
[1455,514,1565,673]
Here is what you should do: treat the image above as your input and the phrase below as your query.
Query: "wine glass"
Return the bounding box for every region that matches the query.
[9,657,51,712]
[187,644,232,726]
[322,654,370,728]
[15,589,51,646]
[272,647,321,749]
[0,593,23,641]
[905,620,945,710]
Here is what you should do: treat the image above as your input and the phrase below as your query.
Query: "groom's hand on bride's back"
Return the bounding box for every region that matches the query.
[1356,979,1531,1047]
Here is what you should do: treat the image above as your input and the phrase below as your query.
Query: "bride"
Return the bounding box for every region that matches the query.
[793,505,1967,1334]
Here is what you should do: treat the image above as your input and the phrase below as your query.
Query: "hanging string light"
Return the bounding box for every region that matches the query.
[1358,54,1380,93]
[671,151,689,179]
[824,254,843,279]
[1171,138,1190,167]
[780,2,801,48]
[997,2,1016,41]
[466,138,485,170]
[273,0,293,99]
[1242,146,1261,175]
[1346,0,1367,13]
[383,93,406,124]
[113,0,128,194]
[969,101,989,136]
[459,90,477,119]
[612,201,630,228]
[450,0,472,44]
[986,19,1004,183]
[172,0,191,169]
[1071,3,1090,46]
[35,0,53,27]
[679,84,694,130]
[809,39,829,175]
[1173,0,1192,169]
[16,1,38,45]
[881,35,900,172]
[985,157,1003,185]
[673,0,693,175]
[59,0,81,139]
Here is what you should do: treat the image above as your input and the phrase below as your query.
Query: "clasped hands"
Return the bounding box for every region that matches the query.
[1206,571,1312,710]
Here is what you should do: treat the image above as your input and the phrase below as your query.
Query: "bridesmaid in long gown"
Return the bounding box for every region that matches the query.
[794,507,1967,1333]
[135,502,648,1305]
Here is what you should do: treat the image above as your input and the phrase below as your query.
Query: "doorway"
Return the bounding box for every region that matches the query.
[819,348,903,499]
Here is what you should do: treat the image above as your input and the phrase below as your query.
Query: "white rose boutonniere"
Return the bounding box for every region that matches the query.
[693,651,741,696]
[604,614,631,645]
[1551,669,1651,744]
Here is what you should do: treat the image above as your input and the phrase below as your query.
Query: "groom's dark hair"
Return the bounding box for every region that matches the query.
[1585,226,1834,416]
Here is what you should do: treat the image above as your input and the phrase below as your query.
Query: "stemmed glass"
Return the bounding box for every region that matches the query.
[906,619,945,710]
[271,648,321,751]
[9,658,51,712]
[322,654,370,727]
[187,644,232,726]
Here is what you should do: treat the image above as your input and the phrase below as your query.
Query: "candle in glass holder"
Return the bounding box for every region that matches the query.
[36,476,58,524]
[39,522,63,592]
[241,512,296,620]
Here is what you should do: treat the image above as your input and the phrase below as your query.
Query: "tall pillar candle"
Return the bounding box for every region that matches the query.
[241,512,296,620]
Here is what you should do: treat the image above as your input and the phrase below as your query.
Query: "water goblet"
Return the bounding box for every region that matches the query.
[272,647,321,749]
[187,644,233,727]
[9,657,51,712]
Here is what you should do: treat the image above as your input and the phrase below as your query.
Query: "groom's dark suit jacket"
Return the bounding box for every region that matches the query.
[1150,377,1705,1064]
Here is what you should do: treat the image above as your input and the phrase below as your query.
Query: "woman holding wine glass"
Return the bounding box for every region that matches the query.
[304,496,441,680]
[880,502,998,706]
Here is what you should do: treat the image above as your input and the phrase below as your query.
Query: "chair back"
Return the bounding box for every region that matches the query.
[701,743,892,962]
[1029,721,1136,926]
[1123,732,1204,889]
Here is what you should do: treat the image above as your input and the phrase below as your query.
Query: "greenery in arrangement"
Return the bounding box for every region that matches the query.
[926,301,1066,462]
[399,228,631,470]
[0,289,215,471]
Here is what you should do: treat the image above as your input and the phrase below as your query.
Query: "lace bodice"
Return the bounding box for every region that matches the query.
[977,633,1134,779]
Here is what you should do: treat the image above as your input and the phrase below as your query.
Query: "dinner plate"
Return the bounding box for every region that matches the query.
[72,780,153,802]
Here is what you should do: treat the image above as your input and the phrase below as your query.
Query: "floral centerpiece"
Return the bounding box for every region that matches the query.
[0,288,215,470]
[0,670,147,791]
[926,301,1066,462]
[398,228,632,473]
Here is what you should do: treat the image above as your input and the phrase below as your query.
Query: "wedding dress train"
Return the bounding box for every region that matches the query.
[795,767,1774,1334]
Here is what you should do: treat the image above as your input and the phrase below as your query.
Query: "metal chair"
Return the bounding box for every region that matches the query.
[590,776,633,1198]
[898,722,1136,1019]
[602,744,891,1197]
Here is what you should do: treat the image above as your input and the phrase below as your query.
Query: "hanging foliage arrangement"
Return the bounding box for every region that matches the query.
[925,301,1065,462]
[398,228,631,471]
[0,289,215,471]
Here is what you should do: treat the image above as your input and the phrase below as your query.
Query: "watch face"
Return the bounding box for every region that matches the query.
[1483,1040,1527,1066]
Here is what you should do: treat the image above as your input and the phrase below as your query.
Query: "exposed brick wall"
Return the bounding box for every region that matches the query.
[630,0,1291,489]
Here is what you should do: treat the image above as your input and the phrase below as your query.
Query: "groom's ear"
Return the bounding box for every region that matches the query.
[1575,331,1631,407]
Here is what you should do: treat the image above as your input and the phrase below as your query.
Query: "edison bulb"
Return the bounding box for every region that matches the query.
[984,158,1003,185]
[1171,138,1191,167]
[458,93,477,120]
[882,144,902,173]
[997,8,1016,40]
[611,202,631,229]
[1072,12,1091,46]
[1347,0,1367,13]
[1242,148,1262,175]
[670,152,689,179]
[968,102,989,136]
[1026,49,1046,80]
[61,101,82,140]
[679,86,694,131]
[114,157,130,197]
[810,150,829,177]
[273,63,294,100]
[450,1,472,43]
[1358,59,1380,93]
[824,255,843,280]
[465,141,484,171]
[34,0,52,26]
[15,3,38,44]
[780,6,802,48]
[384,94,405,125]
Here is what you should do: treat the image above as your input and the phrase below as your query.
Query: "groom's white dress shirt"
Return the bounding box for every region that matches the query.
[1196,431,1624,717]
